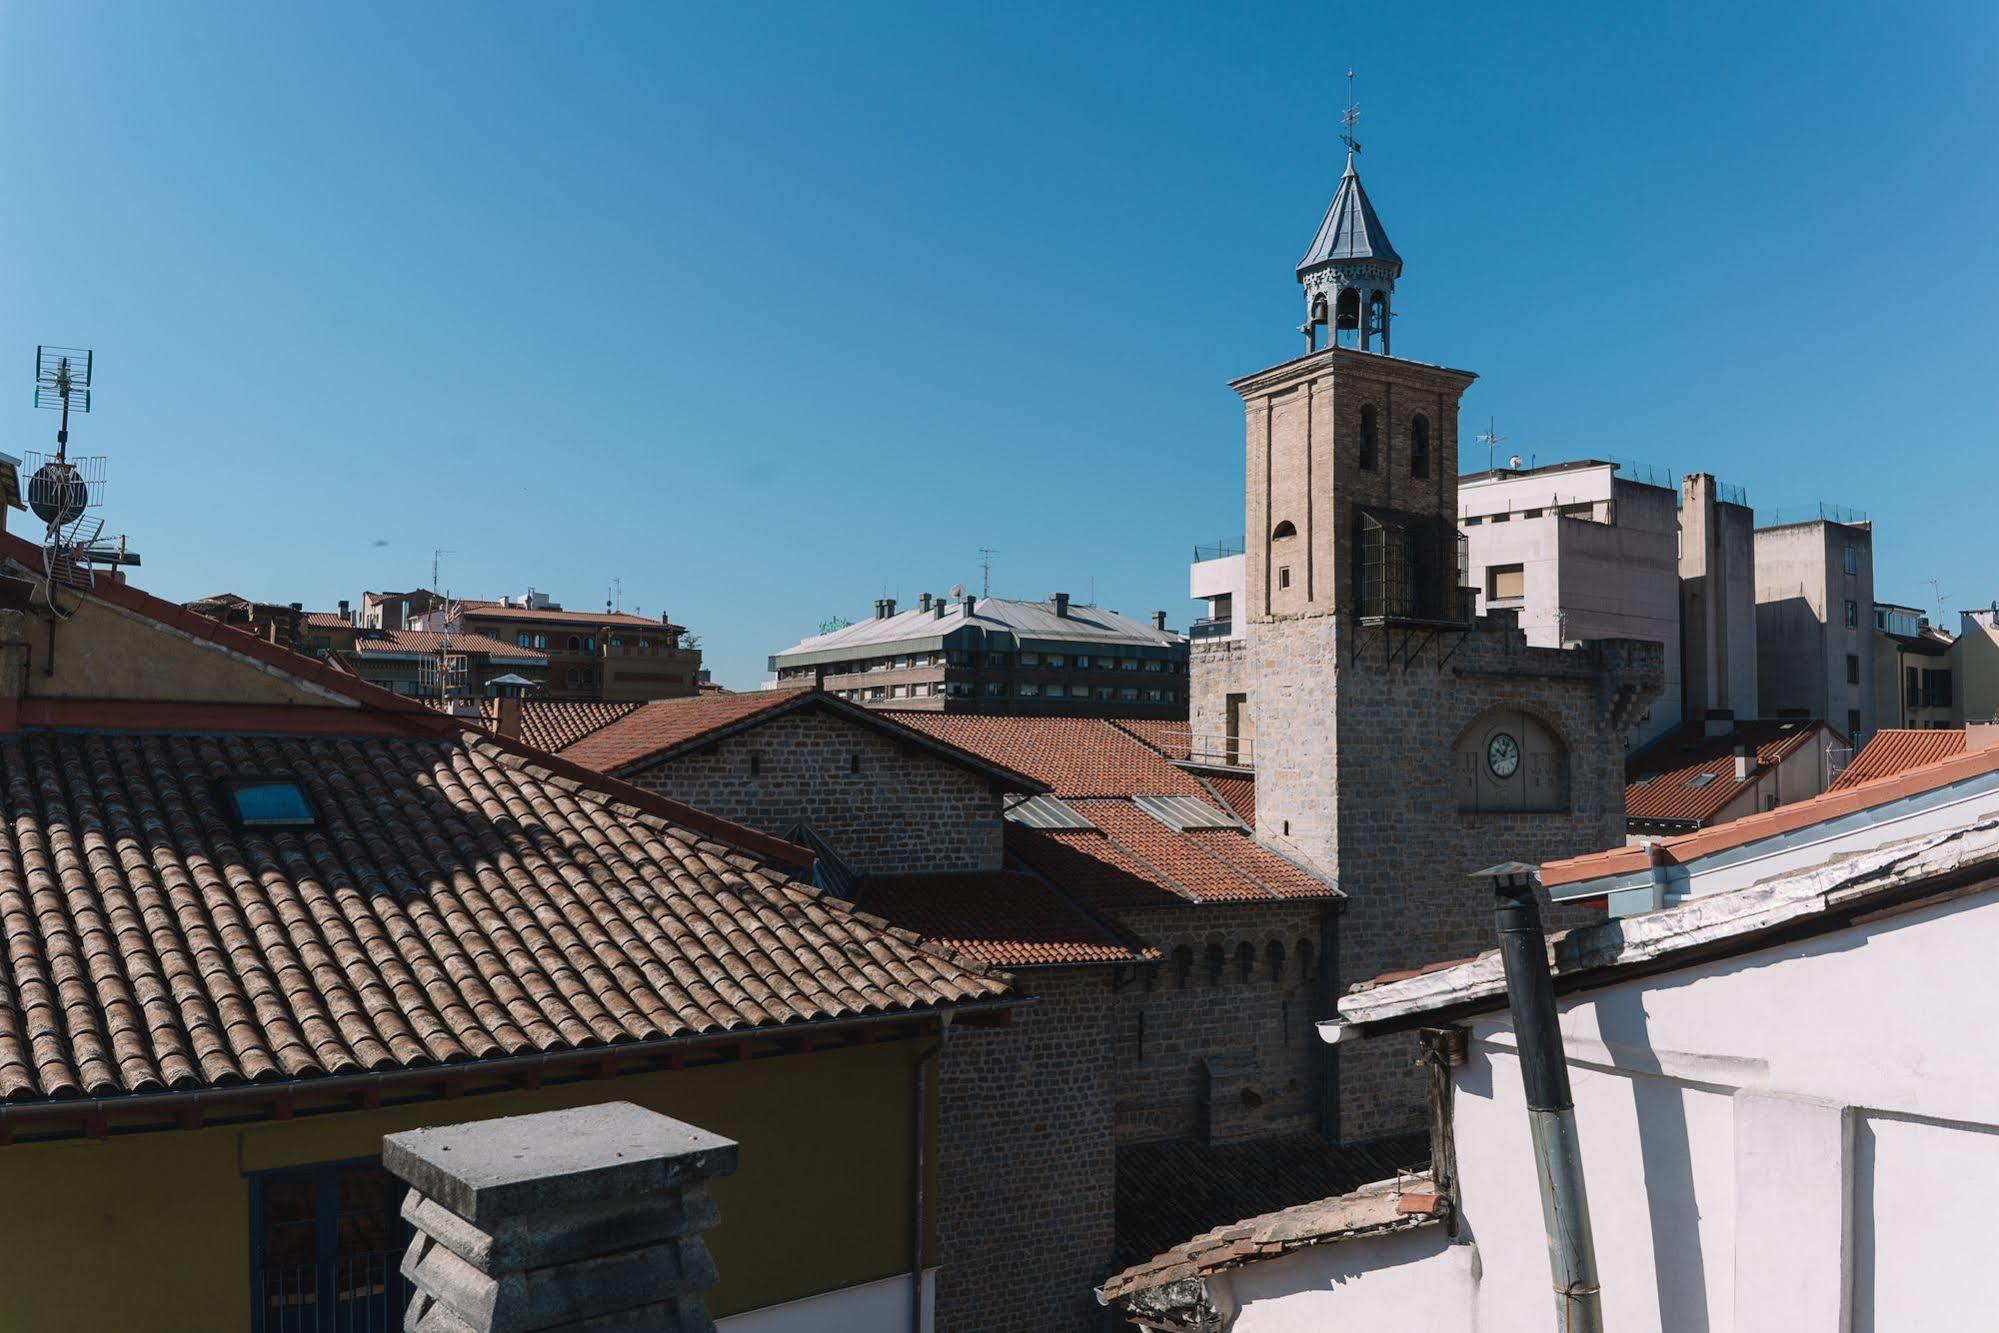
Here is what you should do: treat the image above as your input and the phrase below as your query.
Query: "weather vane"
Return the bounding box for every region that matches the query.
[1340,67,1362,158]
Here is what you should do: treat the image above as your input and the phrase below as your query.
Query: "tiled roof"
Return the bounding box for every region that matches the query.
[347,629,546,661]
[1624,720,1828,827]
[1099,1173,1443,1309]
[476,699,645,753]
[0,724,1010,1108]
[462,604,681,631]
[1110,718,1193,762]
[1205,773,1256,826]
[852,871,1155,968]
[1110,1131,1430,1275]
[304,613,353,630]
[1830,728,1968,791]
[889,715,1335,911]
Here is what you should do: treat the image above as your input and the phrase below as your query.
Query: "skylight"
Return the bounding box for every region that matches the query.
[226,780,316,827]
[1686,773,1720,790]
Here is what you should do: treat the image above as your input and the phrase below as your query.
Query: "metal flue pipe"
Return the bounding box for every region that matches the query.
[1480,862,1604,1332]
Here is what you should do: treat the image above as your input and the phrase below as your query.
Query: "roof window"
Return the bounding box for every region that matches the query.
[225,780,316,827]
[1686,772,1720,789]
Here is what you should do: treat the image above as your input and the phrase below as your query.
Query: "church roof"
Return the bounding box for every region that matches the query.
[1297,155,1402,279]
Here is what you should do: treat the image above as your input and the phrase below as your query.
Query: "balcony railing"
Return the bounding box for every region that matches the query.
[1193,538,1244,563]
[1189,617,1234,641]
[254,1252,407,1333]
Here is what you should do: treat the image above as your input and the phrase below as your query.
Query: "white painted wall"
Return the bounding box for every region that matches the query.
[719,1269,935,1333]
[1216,883,1999,1331]
[1190,554,1245,640]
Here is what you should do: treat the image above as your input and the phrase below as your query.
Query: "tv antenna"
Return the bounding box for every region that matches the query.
[977,546,999,598]
[608,576,623,614]
[431,547,454,595]
[1926,577,1950,615]
[1477,417,1508,471]
[26,346,128,588]
[1339,68,1362,158]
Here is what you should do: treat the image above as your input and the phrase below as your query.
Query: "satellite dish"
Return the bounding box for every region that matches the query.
[29,460,87,527]
[949,583,966,599]
[1508,455,1524,470]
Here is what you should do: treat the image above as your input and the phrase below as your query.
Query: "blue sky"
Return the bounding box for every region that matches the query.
[2,2,1994,688]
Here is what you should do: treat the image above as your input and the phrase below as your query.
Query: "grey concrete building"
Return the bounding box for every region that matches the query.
[1755,514,1876,744]
[770,591,1189,716]
[1679,472,1760,727]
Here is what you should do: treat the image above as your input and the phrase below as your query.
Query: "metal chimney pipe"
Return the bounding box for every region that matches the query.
[1480,861,1603,1333]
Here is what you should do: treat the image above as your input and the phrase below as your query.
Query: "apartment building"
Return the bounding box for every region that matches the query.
[1874,601,1955,729]
[769,590,1189,716]
[1957,604,1999,724]
[1755,514,1876,743]
[434,589,702,702]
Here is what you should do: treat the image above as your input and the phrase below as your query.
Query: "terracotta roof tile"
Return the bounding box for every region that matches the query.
[1110,718,1193,762]
[474,699,645,753]
[1205,774,1256,826]
[851,871,1155,968]
[556,689,819,772]
[0,725,1010,1107]
[887,714,1210,799]
[461,605,681,631]
[1830,728,1968,791]
[1624,720,1829,826]
[347,629,545,661]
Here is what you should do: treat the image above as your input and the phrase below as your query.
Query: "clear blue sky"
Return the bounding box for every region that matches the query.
[3,3,1994,688]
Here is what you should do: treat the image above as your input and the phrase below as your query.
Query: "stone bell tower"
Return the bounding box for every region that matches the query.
[1224,119,1662,1143]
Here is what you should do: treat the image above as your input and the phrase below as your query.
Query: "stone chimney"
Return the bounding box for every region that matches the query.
[337,598,350,623]
[882,597,896,618]
[1151,610,1168,631]
[931,598,945,620]
[1703,709,1735,739]
[1050,592,1070,618]
[494,693,523,742]
[919,592,933,613]
[964,595,977,617]
[385,1102,738,1333]
[1733,742,1754,781]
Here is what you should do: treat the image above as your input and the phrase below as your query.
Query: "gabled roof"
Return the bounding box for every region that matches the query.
[460,603,682,632]
[852,871,1156,969]
[1830,728,1968,791]
[1624,720,1830,828]
[1297,156,1402,278]
[559,688,1045,793]
[476,698,645,753]
[772,596,1183,666]
[346,628,546,662]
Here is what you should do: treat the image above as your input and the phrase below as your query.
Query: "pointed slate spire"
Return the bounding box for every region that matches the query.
[1297,154,1402,280]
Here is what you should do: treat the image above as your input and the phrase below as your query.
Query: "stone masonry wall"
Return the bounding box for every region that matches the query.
[1188,638,1248,756]
[1105,903,1329,1146]
[1250,615,1660,1142]
[936,967,1117,1333]
[624,710,1004,873]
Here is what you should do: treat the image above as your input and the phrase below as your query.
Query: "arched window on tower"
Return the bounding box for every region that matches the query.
[1335,288,1361,346]
[1410,414,1431,479]
[1271,520,1298,541]
[1358,404,1379,471]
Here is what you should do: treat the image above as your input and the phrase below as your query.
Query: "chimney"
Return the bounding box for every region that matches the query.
[337,598,350,623]
[1050,592,1070,618]
[1702,708,1735,739]
[932,598,945,620]
[493,692,523,741]
[964,595,977,617]
[1151,610,1168,632]
[919,592,932,613]
[1733,743,1754,782]
[882,597,896,618]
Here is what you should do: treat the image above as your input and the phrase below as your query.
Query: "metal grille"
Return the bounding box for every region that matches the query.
[253,1250,407,1333]
[1355,510,1471,622]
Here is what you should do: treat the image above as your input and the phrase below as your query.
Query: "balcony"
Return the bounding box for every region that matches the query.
[1189,617,1234,641]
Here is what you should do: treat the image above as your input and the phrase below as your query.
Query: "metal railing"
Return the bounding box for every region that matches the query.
[254,1252,407,1333]
[1189,617,1234,641]
[1759,502,1869,529]
[1356,516,1472,622]
[1137,724,1255,769]
[1192,538,1244,563]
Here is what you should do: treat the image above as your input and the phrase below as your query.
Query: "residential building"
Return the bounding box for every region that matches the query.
[1100,812,1999,1331]
[186,592,311,650]
[302,605,359,658]
[1622,716,1840,840]
[439,589,702,702]
[1187,546,1251,763]
[1678,471,1761,730]
[1873,600,1955,729]
[1458,459,1684,748]
[0,531,1017,1333]
[334,626,548,699]
[1200,132,1662,1147]
[769,591,1189,716]
[1754,512,1876,744]
[359,586,445,631]
[1955,603,1999,724]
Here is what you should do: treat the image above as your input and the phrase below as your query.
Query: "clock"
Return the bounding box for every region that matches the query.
[1486,732,1521,779]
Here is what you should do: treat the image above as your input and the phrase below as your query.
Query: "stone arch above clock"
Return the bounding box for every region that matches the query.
[1456,706,1569,813]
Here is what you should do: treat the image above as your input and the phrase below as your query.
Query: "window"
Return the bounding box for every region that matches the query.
[1844,600,1859,628]
[1410,414,1431,479]
[225,781,316,827]
[985,651,1008,666]
[1094,686,1114,700]
[1118,686,1139,701]
[1847,708,1862,738]
[1120,658,1138,671]
[1358,403,1379,471]
[985,682,1005,696]
[749,753,762,775]
[1144,659,1163,672]
[1464,515,1483,526]
[533,634,547,650]
[849,754,862,774]
[1908,665,1922,705]
[1931,670,1953,708]
[516,632,532,648]
[567,635,581,652]
[1844,545,1858,575]
[1486,564,1525,601]
[1020,652,1041,667]
[250,1158,409,1333]
[1846,654,1860,685]
[1523,508,1543,519]
[1876,609,1887,630]
[565,667,580,686]
[1686,772,1719,789]
[1046,654,1066,669]
[1279,566,1292,590]
[1271,520,1298,541]
[1018,682,1041,698]
[585,636,596,653]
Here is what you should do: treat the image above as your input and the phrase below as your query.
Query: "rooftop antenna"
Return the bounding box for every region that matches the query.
[1478,417,1508,471]
[977,546,999,598]
[1340,67,1362,160]
[27,346,125,589]
[431,547,453,596]
[608,576,623,614]
[1926,577,1950,616]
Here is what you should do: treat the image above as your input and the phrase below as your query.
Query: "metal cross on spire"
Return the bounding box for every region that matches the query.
[1339,67,1362,158]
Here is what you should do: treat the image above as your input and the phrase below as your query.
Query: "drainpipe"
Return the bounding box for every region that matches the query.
[911,1014,950,1332]
[1480,861,1603,1332]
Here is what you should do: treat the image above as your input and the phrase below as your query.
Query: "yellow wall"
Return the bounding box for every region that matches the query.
[0,1040,933,1332]
[8,598,345,706]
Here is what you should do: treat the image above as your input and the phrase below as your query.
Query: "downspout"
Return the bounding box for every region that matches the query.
[1485,862,1603,1332]
[911,1014,949,1333]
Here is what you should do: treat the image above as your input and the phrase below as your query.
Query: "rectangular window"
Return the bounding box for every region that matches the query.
[1046,654,1066,670]
[1844,600,1859,628]
[1847,708,1862,738]
[1018,682,1041,698]
[1094,686,1114,700]
[1844,545,1858,575]
[250,1158,410,1333]
[1487,564,1525,601]
[1278,566,1292,590]
[226,781,316,827]
[1908,665,1922,706]
[1118,686,1139,701]
[1120,658,1138,671]
[1846,654,1860,685]
[1020,652,1041,668]
[985,682,1005,696]
[1144,659,1163,672]
[1933,670,1953,708]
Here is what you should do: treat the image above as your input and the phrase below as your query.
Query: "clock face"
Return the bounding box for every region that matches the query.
[1487,732,1521,779]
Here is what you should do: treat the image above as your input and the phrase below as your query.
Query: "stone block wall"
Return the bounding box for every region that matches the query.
[1106,903,1329,1146]
[625,710,1005,873]
[1188,638,1248,755]
[935,967,1117,1333]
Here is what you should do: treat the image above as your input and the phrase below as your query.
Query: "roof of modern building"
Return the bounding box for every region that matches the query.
[852,871,1155,969]
[459,602,684,632]
[1624,719,1830,828]
[1334,811,1999,1039]
[476,698,645,753]
[1830,728,1970,791]
[1880,628,1953,657]
[559,688,1045,793]
[772,595,1182,666]
[345,628,546,661]
[1297,155,1402,278]
[1106,1130,1432,1294]
[887,714,1337,910]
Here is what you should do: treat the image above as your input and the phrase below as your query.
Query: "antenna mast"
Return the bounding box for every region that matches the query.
[1477,417,1508,471]
[1340,67,1362,158]
[977,546,999,598]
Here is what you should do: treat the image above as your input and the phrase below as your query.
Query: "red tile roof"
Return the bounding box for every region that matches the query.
[461,604,682,631]
[1205,774,1255,826]
[559,688,817,771]
[476,698,645,753]
[853,871,1155,968]
[347,629,546,661]
[304,612,353,629]
[1830,728,1968,791]
[1110,718,1193,762]
[889,714,1211,799]
[1624,720,1828,827]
